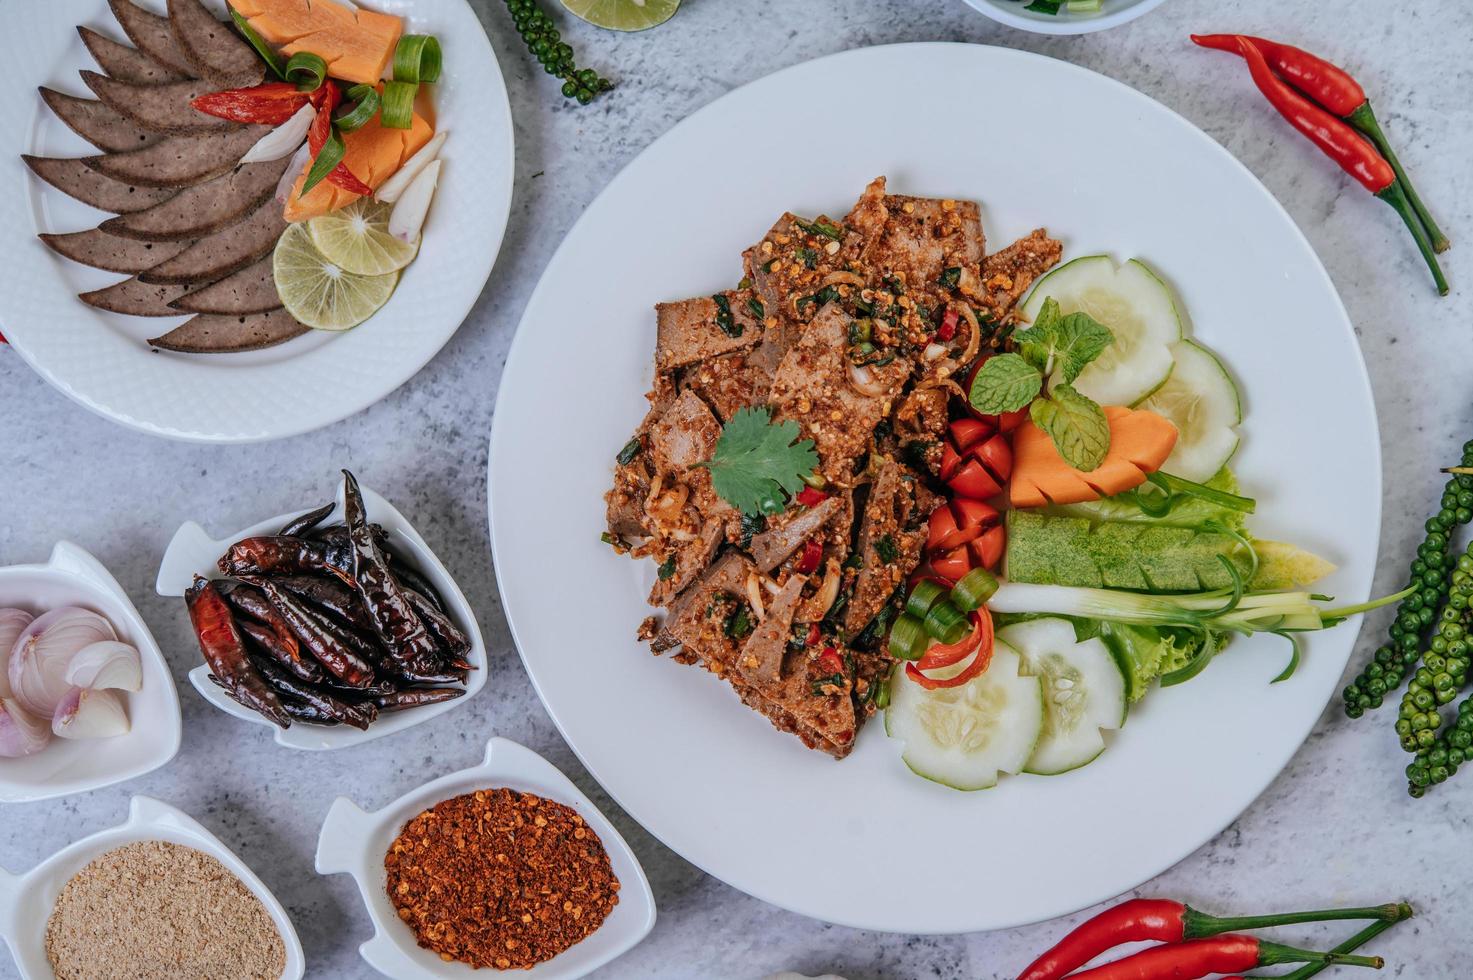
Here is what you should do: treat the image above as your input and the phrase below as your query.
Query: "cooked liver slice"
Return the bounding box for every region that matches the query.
[979,229,1063,321]
[847,178,984,295]
[677,350,771,423]
[80,276,197,316]
[39,89,162,153]
[647,519,725,607]
[843,458,938,634]
[40,229,190,274]
[101,157,289,241]
[167,0,266,88]
[654,291,761,373]
[649,388,721,473]
[171,253,279,315]
[23,155,175,213]
[750,496,844,573]
[79,26,190,85]
[139,199,287,284]
[81,72,235,136]
[148,308,307,354]
[108,0,198,78]
[738,574,806,685]
[84,126,269,189]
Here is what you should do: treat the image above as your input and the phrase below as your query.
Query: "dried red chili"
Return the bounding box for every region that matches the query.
[384,788,620,970]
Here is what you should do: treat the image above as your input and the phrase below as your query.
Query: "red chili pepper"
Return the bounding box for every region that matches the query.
[1064,935,1381,980]
[191,81,309,125]
[906,609,993,689]
[936,307,959,342]
[804,624,821,647]
[303,80,374,197]
[1192,33,1448,253]
[1018,898,1406,980]
[816,646,844,676]
[1232,37,1447,295]
[796,486,830,507]
[795,539,823,575]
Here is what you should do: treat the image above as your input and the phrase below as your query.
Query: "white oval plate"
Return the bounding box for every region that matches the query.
[962,0,1169,35]
[0,542,181,803]
[0,0,512,442]
[487,43,1380,934]
[0,795,306,979]
[156,480,487,749]
[315,736,655,979]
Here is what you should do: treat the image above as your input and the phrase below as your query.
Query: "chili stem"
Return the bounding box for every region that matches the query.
[1258,940,1383,969]
[1349,103,1450,253]
[1247,904,1412,979]
[1378,180,1449,296]
[1191,902,1405,937]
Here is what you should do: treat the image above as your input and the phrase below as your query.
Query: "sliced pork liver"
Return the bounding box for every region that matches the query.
[148,308,307,353]
[653,291,761,373]
[81,72,235,135]
[40,229,191,274]
[171,253,278,315]
[39,89,161,153]
[107,0,197,79]
[139,199,286,283]
[84,126,269,188]
[23,155,175,213]
[81,276,197,316]
[167,0,266,88]
[100,157,288,240]
[79,26,190,85]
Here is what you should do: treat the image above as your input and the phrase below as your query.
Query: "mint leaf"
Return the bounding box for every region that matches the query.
[1052,313,1114,384]
[699,406,819,517]
[1015,297,1062,371]
[968,353,1042,415]
[1030,385,1111,471]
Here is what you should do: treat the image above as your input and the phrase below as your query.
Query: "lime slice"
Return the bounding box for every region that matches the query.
[307,198,420,277]
[273,221,399,331]
[560,0,679,32]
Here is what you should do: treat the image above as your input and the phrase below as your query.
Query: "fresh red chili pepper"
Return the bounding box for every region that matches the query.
[795,538,823,575]
[804,623,821,647]
[796,486,830,507]
[936,307,959,342]
[1192,33,1447,252]
[1018,898,1406,980]
[906,609,993,689]
[1233,37,1447,295]
[304,81,374,197]
[1064,934,1381,980]
[191,81,309,125]
[816,646,844,676]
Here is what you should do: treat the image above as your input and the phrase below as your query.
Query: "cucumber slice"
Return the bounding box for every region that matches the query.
[885,642,1044,791]
[1138,339,1242,483]
[999,618,1127,776]
[1020,255,1182,407]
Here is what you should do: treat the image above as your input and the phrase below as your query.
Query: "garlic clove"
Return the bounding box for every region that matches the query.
[52,687,130,740]
[0,608,33,699]
[65,641,143,693]
[275,140,313,207]
[387,159,440,243]
[0,697,50,757]
[9,607,117,718]
[239,102,313,164]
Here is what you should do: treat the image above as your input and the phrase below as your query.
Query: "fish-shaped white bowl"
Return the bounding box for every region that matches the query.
[0,795,306,979]
[0,542,180,803]
[156,480,486,750]
[315,736,656,979]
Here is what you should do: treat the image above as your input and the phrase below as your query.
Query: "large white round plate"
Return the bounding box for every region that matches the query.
[0,0,511,442]
[488,43,1380,934]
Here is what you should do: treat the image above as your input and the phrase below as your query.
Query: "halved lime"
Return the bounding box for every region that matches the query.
[560,0,679,32]
[308,198,420,277]
[273,221,399,331]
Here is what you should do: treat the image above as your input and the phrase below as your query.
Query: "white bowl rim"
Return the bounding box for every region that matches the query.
[314,735,656,980]
[154,480,486,750]
[0,541,181,803]
[962,0,1169,35]
[0,794,306,980]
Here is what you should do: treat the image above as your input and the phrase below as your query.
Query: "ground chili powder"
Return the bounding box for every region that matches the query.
[384,787,620,970]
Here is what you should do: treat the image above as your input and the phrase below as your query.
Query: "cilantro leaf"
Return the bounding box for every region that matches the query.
[1015,297,1114,384]
[968,353,1043,415]
[699,406,819,517]
[1030,385,1111,472]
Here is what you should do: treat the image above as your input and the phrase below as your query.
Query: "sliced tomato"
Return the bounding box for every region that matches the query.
[963,356,1033,433]
[937,307,959,341]
[816,646,845,676]
[971,525,1006,571]
[947,458,1003,499]
[974,433,1014,482]
[906,609,995,689]
[996,406,1028,433]
[950,497,1000,531]
[927,506,961,553]
[948,417,993,452]
[939,441,962,481]
[796,486,830,507]
[930,546,972,584]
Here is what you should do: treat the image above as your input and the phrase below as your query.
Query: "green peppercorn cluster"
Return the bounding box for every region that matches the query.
[1395,551,1473,754]
[502,0,613,104]
[1407,697,1473,796]
[1343,445,1473,717]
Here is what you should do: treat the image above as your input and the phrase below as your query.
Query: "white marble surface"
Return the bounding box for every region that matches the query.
[3,0,1473,977]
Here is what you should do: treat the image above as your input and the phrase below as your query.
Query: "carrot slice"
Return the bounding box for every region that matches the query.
[283,102,433,221]
[1009,405,1178,508]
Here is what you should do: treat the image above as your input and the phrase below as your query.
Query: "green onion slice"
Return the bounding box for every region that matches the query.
[887,614,929,662]
[379,80,417,130]
[301,126,345,195]
[228,7,284,79]
[922,599,969,645]
[393,34,443,84]
[904,580,947,621]
[284,51,328,92]
[950,568,999,613]
[335,84,381,133]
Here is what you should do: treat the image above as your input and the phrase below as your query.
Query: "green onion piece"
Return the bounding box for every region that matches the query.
[922,599,969,645]
[950,568,999,613]
[887,614,929,662]
[393,34,443,84]
[904,580,947,621]
[1066,0,1102,10]
[1023,0,1062,12]
[284,51,328,92]
[301,126,346,195]
[228,7,284,79]
[1146,472,1257,514]
[380,80,418,130]
[335,84,381,133]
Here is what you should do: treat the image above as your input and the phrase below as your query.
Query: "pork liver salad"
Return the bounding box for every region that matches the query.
[604,176,1395,788]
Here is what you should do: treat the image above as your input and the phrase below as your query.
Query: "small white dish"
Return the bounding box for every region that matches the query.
[0,795,306,980]
[963,0,1168,35]
[156,480,485,750]
[0,542,180,803]
[316,736,655,979]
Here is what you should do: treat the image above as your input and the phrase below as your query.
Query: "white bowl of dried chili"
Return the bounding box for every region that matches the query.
[155,480,487,751]
[315,736,656,979]
[0,795,305,980]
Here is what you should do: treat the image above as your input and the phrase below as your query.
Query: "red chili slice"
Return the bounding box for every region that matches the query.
[906,609,995,689]
[795,539,823,575]
[796,486,830,507]
[816,646,845,676]
[191,81,309,125]
[303,81,373,196]
[805,624,821,647]
[915,614,984,671]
